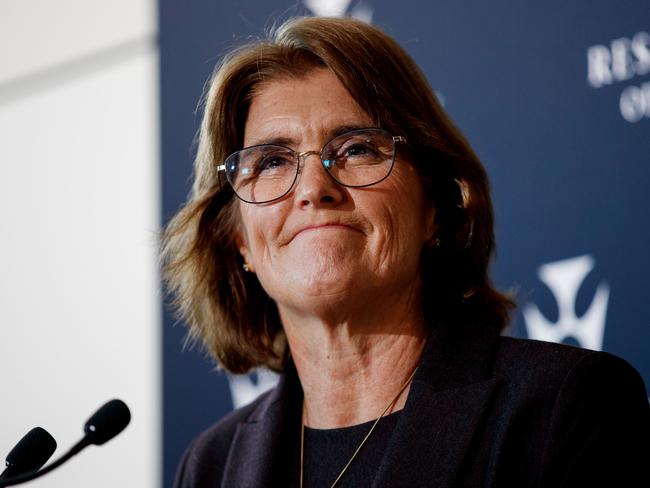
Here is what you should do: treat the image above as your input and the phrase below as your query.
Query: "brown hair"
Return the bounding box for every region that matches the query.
[161,16,515,373]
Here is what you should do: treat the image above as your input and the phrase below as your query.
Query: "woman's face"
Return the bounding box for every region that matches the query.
[236,68,435,317]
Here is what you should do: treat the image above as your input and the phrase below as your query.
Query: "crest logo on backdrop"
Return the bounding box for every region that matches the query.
[523,255,610,351]
[587,30,650,122]
[228,369,279,409]
[303,0,373,22]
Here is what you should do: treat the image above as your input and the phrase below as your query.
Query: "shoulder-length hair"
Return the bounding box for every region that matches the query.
[161,16,515,373]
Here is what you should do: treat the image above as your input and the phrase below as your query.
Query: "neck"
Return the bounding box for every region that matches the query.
[280,291,427,429]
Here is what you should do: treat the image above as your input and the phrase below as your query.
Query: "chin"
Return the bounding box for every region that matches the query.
[275,266,359,303]
[300,269,356,295]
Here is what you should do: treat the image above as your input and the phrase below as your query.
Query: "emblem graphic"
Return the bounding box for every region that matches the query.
[228,369,279,409]
[304,0,373,23]
[523,255,610,351]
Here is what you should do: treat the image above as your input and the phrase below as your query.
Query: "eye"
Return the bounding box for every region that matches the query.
[330,139,385,166]
[344,142,378,158]
[254,151,296,176]
[259,155,290,170]
[328,139,379,161]
[234,145,291,172]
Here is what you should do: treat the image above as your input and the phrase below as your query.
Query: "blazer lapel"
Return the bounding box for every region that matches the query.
[372,377,501,487]
[373,320,503,487]
[221,366,301,487]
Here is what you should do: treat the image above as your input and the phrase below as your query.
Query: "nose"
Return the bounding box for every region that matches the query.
[294,151,344,208]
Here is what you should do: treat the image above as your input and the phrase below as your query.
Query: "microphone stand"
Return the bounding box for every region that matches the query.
[0,438,90,487]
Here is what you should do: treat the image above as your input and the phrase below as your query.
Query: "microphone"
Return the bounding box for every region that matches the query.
[83,399,131,446]
[0,427,57,481]
[0,399,130,487]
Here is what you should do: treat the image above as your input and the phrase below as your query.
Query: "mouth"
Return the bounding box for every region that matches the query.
[292,223,361,241]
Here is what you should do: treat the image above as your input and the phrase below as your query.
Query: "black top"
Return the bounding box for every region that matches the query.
[300,411,402,487]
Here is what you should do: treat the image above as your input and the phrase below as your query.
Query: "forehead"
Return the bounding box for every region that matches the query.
[243,68,374,147]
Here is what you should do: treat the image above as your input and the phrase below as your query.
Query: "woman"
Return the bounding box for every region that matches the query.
[163,16,649,487]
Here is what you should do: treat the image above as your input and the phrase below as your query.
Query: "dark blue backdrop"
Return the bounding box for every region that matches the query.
[160,1,649,485]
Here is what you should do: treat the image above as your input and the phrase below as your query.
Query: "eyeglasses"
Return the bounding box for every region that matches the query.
[217,128,407,204]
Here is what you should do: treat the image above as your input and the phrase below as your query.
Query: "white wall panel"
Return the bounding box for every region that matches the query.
[0,1,160,487]
[0,0,156,84]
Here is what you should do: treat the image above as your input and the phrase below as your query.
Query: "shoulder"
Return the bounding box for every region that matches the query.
[173,389,274,488]
[493,335,647,394]
[491,335,649,407]
[492,336,650,485]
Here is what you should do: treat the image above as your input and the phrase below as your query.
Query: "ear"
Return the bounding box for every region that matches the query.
[234,231,255,273]
[424,204,439,246]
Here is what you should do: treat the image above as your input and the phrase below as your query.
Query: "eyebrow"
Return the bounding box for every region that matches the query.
[247,124,374,148]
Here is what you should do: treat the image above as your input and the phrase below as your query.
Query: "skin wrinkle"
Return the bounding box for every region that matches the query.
[235,68,436,428]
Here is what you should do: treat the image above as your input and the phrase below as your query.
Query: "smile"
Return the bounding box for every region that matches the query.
[293,224,360,239]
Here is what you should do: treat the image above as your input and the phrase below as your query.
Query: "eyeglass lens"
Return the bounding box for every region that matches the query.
[225,128,397,204]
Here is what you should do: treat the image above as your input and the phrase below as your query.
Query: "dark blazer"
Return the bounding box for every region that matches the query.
[174,322,650,487]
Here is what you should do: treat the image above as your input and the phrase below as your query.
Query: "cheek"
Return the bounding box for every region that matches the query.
[364,205,420,273]
[235,204,260,263]
[371,179,430,269]
[237,203,284,264]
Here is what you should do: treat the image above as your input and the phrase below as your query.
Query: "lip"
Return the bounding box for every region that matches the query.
[292,223,360,240]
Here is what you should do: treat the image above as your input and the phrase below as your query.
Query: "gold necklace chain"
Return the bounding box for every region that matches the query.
[299,366,418,488]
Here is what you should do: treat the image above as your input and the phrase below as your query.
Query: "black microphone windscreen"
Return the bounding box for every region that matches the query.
[83,399,131,446]
[5,427,57,473]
